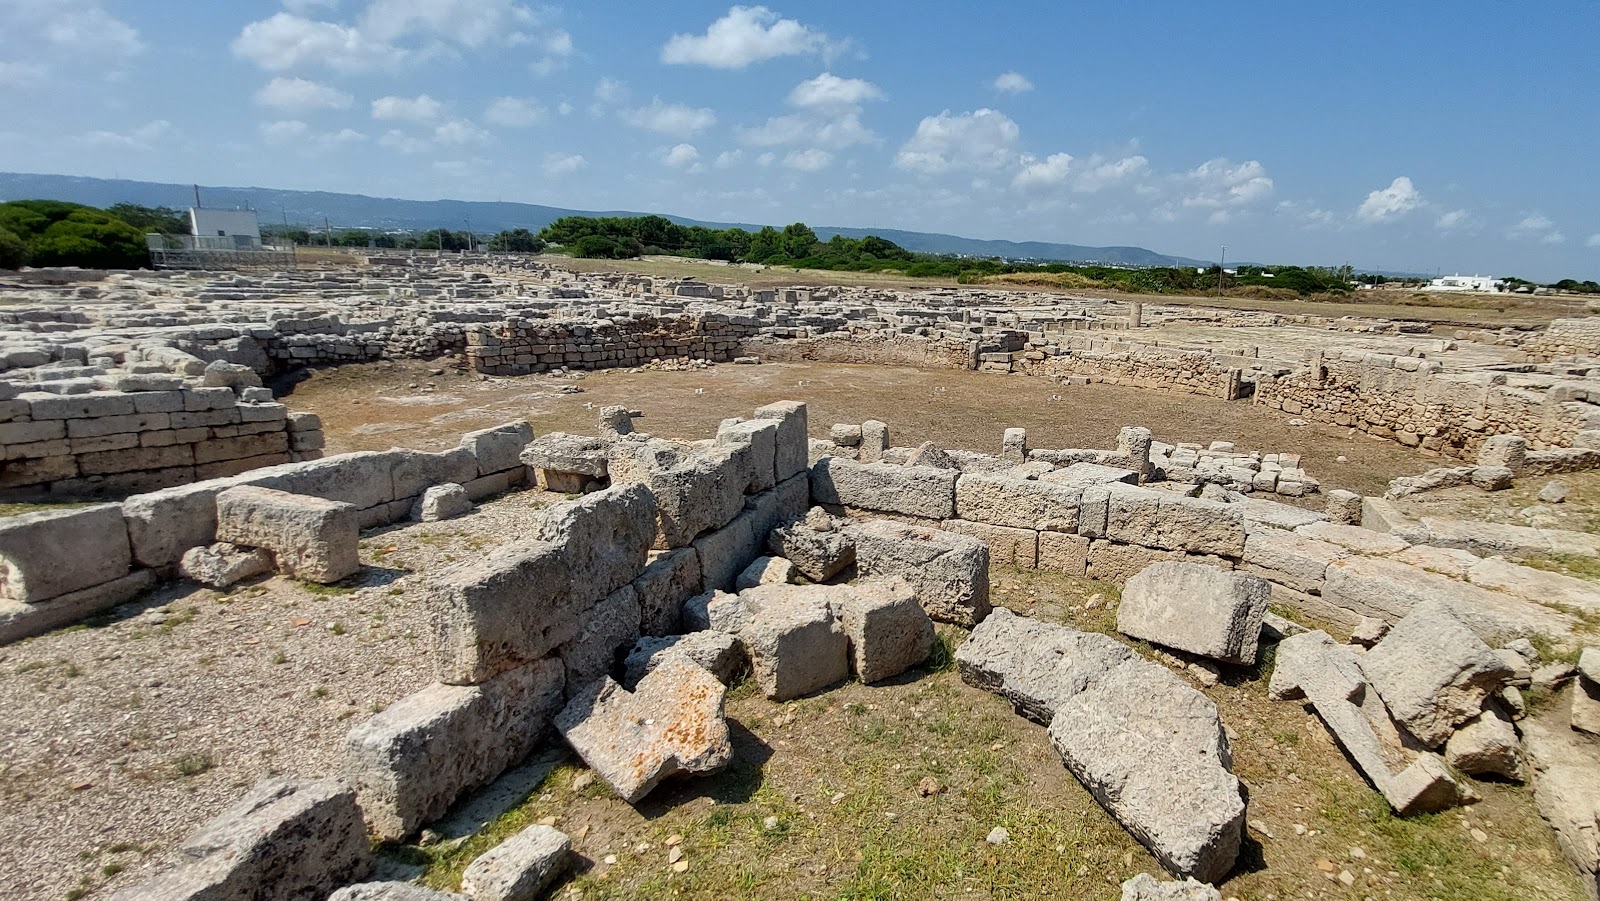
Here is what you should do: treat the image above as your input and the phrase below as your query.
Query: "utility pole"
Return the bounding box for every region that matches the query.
[1217,245,1226,296]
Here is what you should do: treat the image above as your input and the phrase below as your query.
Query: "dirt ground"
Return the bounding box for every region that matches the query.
[277,358,1436,499]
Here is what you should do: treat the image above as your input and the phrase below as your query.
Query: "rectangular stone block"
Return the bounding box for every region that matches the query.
[754,400,809,480]
[65,412,171,439]
[132,390,185,414]
[955,473,1082,532]
[194,432,290,465]
[1102,486,1246,557]
[0,503,131,602]
[242,451,397,511]
[216,485,360,583]
[460,420,534,476]
[716,418,778,493]
[431,541,576,684]
[342,659,563,839]
[1241,528,1347,594]
[0,419,66,445]
[809,457,957,520]
[78,443,195,476]
[24,391,135,419]
[1038,531,1090,576]
[0,569,155,645]
[633,547,702,636]
[692,510,761,593]
[609,440,749,548]
[941,519,1038,569]
[852,519,991,627]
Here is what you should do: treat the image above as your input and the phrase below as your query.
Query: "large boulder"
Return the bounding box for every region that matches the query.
[555,656,732,804]
[1120,872,1221,900]
[767,508,856,582]
[1117,562,1270,665]
[742,591,849,700]
[1361,600,1515,748]
[529,484,656,606]
[215,486,359,584]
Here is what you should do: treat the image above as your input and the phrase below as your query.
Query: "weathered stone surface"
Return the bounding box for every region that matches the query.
[680,589,749,634]
[1044,462,1139,488]
[1362,600,1515,747]
[597,404,634,436]
[754,400,809,481]
[1095,487,1246,558]
[0,570,156,645]
[957,606,1135,724]
[122,482,230,568]
[743,591,849,700]
[1037,530,1091,576]
[329,884,465,900]
[954,472,1082,532]
[1085,540,1186,583]
[859,419,889,462]
[530,484,656,605]
[830,578,936,684]
[0,503,131,602]
[691,510,761,592]
[1524,715,1600,897]
[1445,703,1522,779]
[905,441,958,469]
[558,584,641,697]
[609,439,749,548]
[851,519,990,627]
[633,547,701,636]
[1120,873,1222,900]
[430,540,572,685]
[810,457,958,520]
[940,518,1038,569]
[736,555,795,591]
[717,417,778,493]
[108,778,370,901]
[1049,660,1244,883]
[555,655,732,803]
[215,485,358,582]
[1240,528,1346,594]
[459,824,571,901]
[520,432,613,480]
[1117,562,1271,665]
[413,482,472,522]
[460,420,535,476]
[1321,554,1576,644]
[623,630,745,688]
[179,541,272,589]
[1571,675,1600,736]
[343,659,564,839]
[767,508,855,581]
[1324,489,1364,525]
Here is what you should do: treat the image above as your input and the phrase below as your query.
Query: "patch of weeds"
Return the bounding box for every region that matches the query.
[726,675,760,702]
[331,622,347,635]
[370,700,388,714]
[99,863,123,877]
[127,693,142,710]
[159,606,198,632]
[14,660,47,674]
[313,685,330,699]
[925,627,960,673]
[62,662,82,678]
[105,843,141,854]
[65,889,88,901]
[1528,633,1581,666]
[300,582,356,597]
[1522,553,1600,583]
[270,650,288,665]
[173,753,215,778]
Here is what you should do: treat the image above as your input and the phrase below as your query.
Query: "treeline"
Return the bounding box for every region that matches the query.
[0,200,164,270]
[259,225,546,253]
[536,215,943,271]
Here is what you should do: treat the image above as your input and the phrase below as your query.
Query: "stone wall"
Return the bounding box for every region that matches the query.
[464,313,762,375]
[1015,337,1249,399]
[1517,318,1600,361]
[1254,350,1600,458]
[744,329,979,370]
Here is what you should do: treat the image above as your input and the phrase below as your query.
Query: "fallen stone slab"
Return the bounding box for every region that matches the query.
[851,519,991,627]
[108,777,370,901]
[520,432,613,493]
[1117,561,1270,665]
[1120,872,1221,900]
[215,485,359,583]
[460,824,571,901]
[1320,553,1576,644]
[810,457,959,520]
[767,508,855,582]
[1523,713,1600,898]
[622,631,745,688]
[343,659,564,839]
[555,655,732,804]
[179,541,272,589]
[1361,600,1514,748]
[0,503,131,602]
[1445,702,1522,779]
[830,578,936,684]
[743,589,849,700]
[330,884,465,900]
[959,608,1243,881]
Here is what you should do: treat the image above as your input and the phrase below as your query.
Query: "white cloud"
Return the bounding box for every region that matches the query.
[992,71,1033,93]
[372,94,445,123]
[378,129,430,153]
[593,77,627,105]
[1435,208,1475,231]
[1509,213,1565,245]
[262,120,366,151]
[433,119,489,145]
[1355,176,1423,222]
[621,99,717,137]
[283,0,340,13]
[1075,154,1149,192]
[783,148,832,172]
[543,152,587,176]
[77,120,171,151]
[254,76,353,111]
[484,96,545,127]
[1013,153,1072,189]
[1183,158,1275,209]
[1588,234,1600,249]
[714,150,744,169]
[757,152,776,166]
[233,1,571,73]
[788,72,881,109]
[0,0,143,82]
[894,109,1020,174]
[661,143,701,169]
[557,101,574,116]
[661,5,834,69]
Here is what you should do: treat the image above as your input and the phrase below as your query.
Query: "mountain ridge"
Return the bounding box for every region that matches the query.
[0,172,1209,268]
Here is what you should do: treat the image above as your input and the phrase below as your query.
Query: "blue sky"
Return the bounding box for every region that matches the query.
[1,1,1597,279]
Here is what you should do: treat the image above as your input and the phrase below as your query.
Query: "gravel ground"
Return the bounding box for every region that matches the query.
[0,489,555,901]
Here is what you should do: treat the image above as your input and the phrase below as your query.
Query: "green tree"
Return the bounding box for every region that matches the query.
[0,226,28,269]
[488,228,545,253]
[780,222,818,259]
[106,203,188,234]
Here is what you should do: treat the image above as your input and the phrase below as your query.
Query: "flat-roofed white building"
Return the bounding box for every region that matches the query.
[188,208,261,247]
[1426,274,1500,293]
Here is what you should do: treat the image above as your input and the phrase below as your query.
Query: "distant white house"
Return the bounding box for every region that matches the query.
[1426,274,1501,293]
[188,208,262,248]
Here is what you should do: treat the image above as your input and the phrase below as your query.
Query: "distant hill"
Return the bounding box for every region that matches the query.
[0,172,1206,268]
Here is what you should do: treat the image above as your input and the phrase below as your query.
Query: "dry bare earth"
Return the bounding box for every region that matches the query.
[0,490,555,901]
[279,359,1434,498]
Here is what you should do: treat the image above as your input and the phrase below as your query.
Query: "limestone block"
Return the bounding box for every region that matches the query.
[1120,873,1221,900]
[691,510,761,593]
[1086,540,1185,583]
[530,484,656,605]
[107,778,370,901]
[754,400,809,481]
[954,473,1082,532]
[244,451,398,512]
[767,508,855,581]
[0,570,156,645]
[1100,487,1246,558]
[830,423,862,447]
[810,457,958,520]
[623,630,745,688]
[743,592,849,700]
[597,405,634,436]
[1240,528,1347,594]
[1362,600,1515,748]
[558,584,641,697]
[1444,703,1522,779]
[1038,531,1090,576]
[216,486,360,583]
[520,433,612,481]
[905,441,959,469]
[430,541,573,685]
[1478,434,1527,472]
[632,547,701,636]
[851,519,991,627]
[413,483,472,522]
[460,420,535,476]
[957,607,1135,724]
[391,448,478,500]
[342,659,564,839]
[1117,562,1271,665]
[1320,554,1574,644]
[717,418,778,492]
[610,439,748,548]
[179,542,273,589]
[555,655,732,803]
[330,884,464,900]
[1572,676,1600,736]
[940,519,1038,569]
[460,824,571,901]
[1043,462,1139,488]
[0,503,131,602]
[1002,427,1028,462]
[859,419,889,462]
[736,555,794,591]
[1325,489,1363,525]
[831,578,936,684]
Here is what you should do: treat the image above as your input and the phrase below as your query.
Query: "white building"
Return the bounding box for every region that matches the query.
[1426,274,1501,293]
[188,208,261,248]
